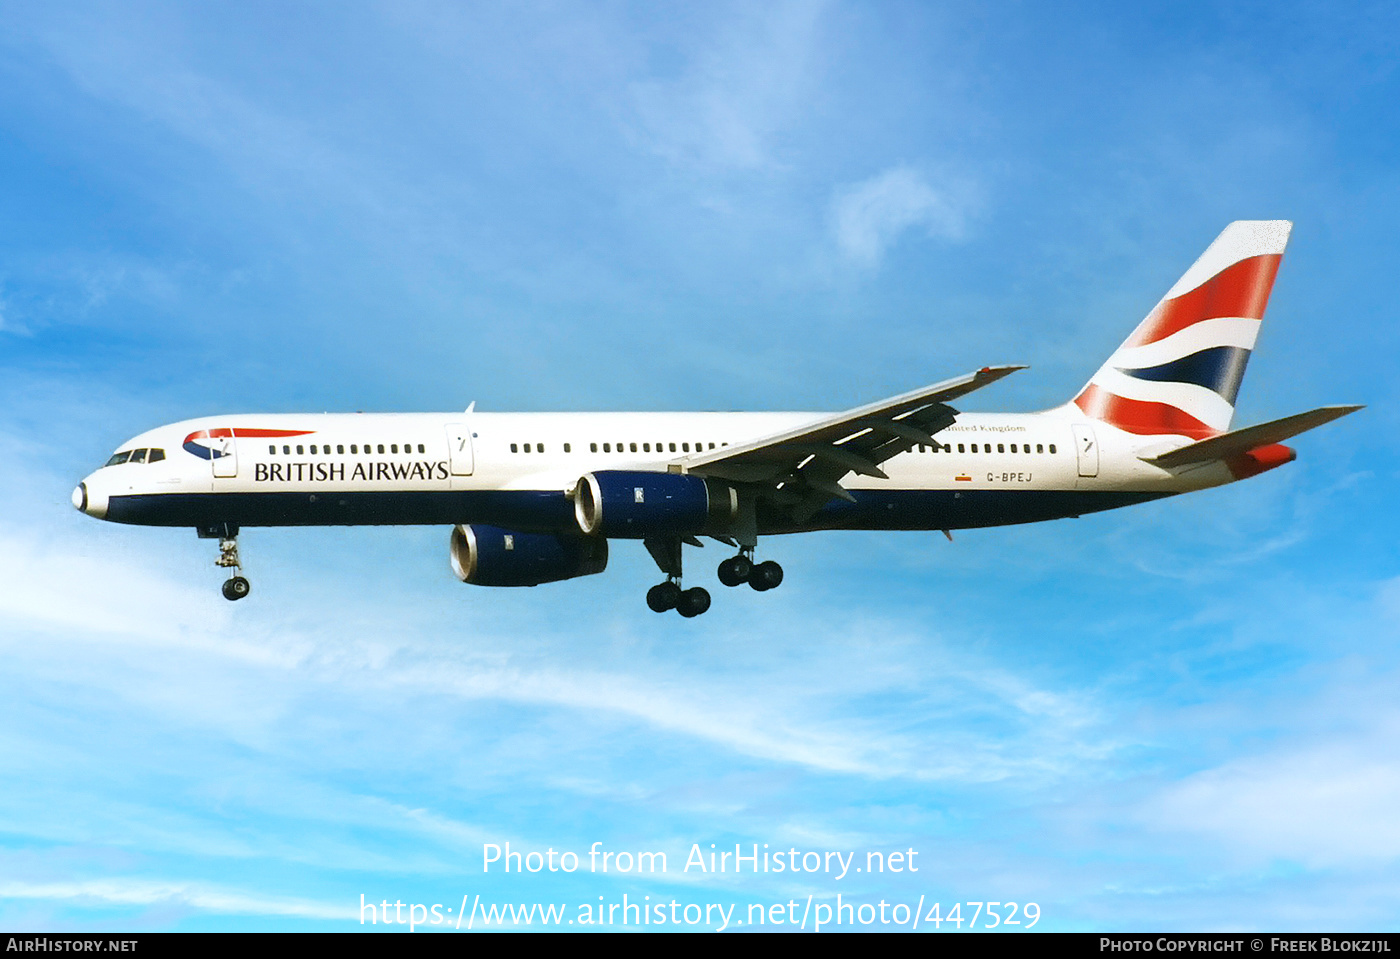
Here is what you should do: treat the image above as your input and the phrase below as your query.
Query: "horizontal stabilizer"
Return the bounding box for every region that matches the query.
[1144,405,1363,468]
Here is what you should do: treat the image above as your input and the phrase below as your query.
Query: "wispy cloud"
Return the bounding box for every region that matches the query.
[626,1,826,171]
[1142,740,1400,867]
[0,878,348,921]
[831,166,973,267]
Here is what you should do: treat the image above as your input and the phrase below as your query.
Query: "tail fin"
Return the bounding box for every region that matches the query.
[1074,220,1292,439]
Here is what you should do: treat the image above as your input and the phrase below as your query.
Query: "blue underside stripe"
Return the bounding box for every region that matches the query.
[105,488,1171,533]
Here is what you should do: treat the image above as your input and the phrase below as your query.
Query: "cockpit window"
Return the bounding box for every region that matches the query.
[103,447,166,467]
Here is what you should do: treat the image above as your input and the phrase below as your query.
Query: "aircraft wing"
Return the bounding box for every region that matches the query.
[1143,405,1363,469]
[681,365,1025,519]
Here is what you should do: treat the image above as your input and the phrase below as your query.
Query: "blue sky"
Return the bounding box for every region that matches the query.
[1,0,1397,933]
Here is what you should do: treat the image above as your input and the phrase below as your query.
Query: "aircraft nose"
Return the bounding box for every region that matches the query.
[73,478,108,519]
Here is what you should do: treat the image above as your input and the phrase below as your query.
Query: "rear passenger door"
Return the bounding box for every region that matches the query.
[1072,423,1099,478]
[445,423,474,476]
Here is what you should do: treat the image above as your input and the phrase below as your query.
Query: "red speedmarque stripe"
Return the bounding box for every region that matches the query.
[185,428,315,442]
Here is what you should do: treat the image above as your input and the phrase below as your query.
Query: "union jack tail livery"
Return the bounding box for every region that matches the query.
[1074,220,1292,439]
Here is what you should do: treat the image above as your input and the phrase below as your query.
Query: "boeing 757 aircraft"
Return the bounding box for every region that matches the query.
[73,221,1359,616]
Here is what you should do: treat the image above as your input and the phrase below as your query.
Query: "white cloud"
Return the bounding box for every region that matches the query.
[0,878,348,921]
[831,166,971,267]
[626,2,826,171]
[1142,740,1400,867]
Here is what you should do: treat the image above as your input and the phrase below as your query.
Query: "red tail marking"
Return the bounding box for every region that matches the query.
[1074,384,1218,438]
[1126,254,1282,348]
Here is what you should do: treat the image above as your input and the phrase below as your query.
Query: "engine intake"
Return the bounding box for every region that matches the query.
[450,524,608,587]
[573,470,738,538]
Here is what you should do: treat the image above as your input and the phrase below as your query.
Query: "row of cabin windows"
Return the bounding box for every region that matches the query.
[509,441,729,454]
[104,448,166,467]
[267,443,427,456]
[502,439,1053,456]
[915,441,1056,454]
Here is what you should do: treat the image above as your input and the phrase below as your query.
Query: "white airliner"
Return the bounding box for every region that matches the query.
[73,221,1359,616]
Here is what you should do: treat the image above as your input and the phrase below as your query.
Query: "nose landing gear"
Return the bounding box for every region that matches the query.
[199,524,251,601]
[221,575,251,601]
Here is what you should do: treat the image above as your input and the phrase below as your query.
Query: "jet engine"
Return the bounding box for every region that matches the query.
[572,470,739,538]
[449,524,608,587]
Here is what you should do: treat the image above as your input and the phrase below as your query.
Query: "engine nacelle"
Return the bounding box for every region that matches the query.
[449,524,608,587]
[573,470,738,538]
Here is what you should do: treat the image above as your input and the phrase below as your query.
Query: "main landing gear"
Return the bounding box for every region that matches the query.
[717,550,783,591]
[646,580,711,618]
[642,537,782,616]
[200,523,251,601]
[643,536,711,617]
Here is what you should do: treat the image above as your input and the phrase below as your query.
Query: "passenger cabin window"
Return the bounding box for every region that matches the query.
[564,443,571,453]
[269,445,277,454]
[603,443,611,453]
[590,443,598,452]
[1049,444,1057,454]
[297,445,304,455]
[510,443,518,453]
[378,444,385,454]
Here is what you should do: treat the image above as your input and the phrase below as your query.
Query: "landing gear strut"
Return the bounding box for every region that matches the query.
[200,523,251,601]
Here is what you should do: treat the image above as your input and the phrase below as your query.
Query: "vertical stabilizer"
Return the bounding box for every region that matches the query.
[1073,220,1292,438]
